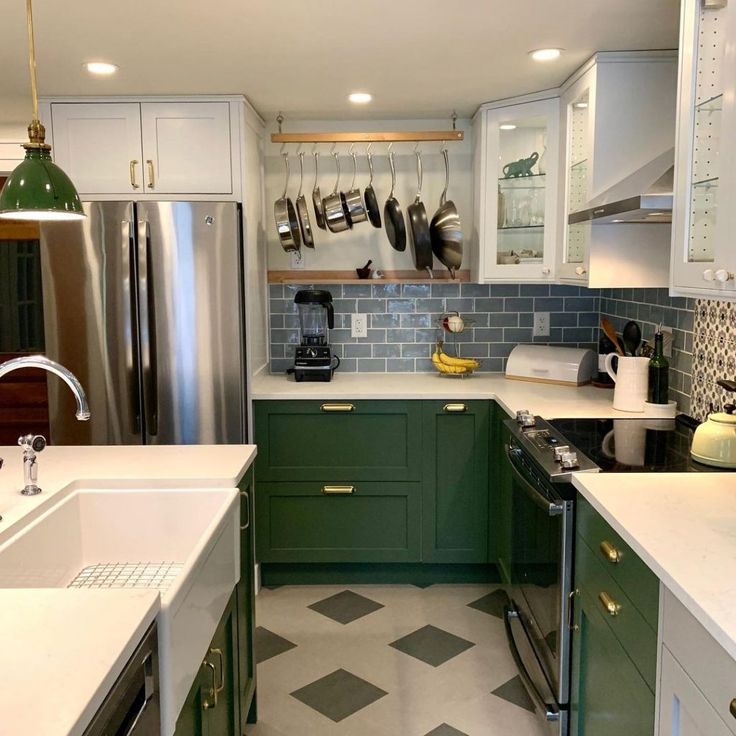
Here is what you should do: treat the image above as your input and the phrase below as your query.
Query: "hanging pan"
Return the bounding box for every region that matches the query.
[322,150,353,233]
[430,146,463,277]
[295,151,314,248]
[311,150,327,230]
[274,150,301,252]
[383,145,406,251]
[364,144,382,228]
[344,144,367,224]
[407,148,434,276]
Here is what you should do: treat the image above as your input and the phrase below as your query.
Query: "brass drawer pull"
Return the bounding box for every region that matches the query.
[599,591,621,617]
[443,403,468,413]
[202,660,217,709]
[600,540,622,564]
[240,490,250,530]
[730,698,736,720]
[320,403,355,412]
[129,159,140,189]
[146,159,155,188]
[322,485,355,495]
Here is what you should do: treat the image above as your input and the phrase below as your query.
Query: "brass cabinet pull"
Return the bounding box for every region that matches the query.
[129,160,140,189]
[146,159,155,189]
[202,660,217,709]
[320,403,355,412]
[443,403,468,413]
[568,588,580,632]
[729,699,736,720]
[600,540,622,564]
[240,490,250,530]
[599,591,621,617]
[210,648,225,695]
[322,485,355,495]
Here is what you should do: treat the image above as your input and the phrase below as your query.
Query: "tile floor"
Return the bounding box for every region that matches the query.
[246,584,548,736]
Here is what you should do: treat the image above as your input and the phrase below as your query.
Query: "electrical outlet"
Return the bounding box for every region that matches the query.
[533,312,550,338]
[290,249,305,269]
[351,314,368,338]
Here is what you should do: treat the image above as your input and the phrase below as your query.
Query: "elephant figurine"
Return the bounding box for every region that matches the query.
[502,151,540,178]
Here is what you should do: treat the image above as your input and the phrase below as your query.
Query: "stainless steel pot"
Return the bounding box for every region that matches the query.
[322,151,353,233]
[430,147,462,277]
[364,144,382,228]
[344,146,367,224]
[295,151,314,248]
[312,151,327,230]
[274,151,301,252]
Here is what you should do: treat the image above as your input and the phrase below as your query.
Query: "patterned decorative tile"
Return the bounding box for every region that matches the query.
[389,625,475,667]
[308,589,384,625]
[424,724,469,736]
[255,626,297,664]
[491,675,536,713]
[290,668,387,722]
[467,589,509,619]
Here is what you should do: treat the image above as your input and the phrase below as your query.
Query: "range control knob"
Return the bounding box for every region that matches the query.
[516,410,536,428]
[560,451,579,469]
[553,445,571,461]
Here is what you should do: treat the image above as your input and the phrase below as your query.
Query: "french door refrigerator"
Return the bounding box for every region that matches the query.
[40,201,246,445]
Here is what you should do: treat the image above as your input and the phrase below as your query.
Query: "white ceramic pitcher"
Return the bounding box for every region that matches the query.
[605,354,649,413]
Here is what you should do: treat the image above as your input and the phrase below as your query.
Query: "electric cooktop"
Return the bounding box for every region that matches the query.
[547,417,724,473]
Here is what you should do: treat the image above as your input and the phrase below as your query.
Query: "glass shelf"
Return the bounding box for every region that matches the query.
[498,173,546,182]
[497,224,544,231]
[695,93,723,113]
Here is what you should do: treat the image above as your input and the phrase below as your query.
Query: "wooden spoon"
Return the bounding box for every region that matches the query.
[600,317,624,356]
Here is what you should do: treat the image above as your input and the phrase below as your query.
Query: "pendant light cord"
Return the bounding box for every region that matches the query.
[26,0,39,122]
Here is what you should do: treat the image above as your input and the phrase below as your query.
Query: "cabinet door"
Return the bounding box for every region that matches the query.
[659,647,734,736]
[174,662,208,736]
[50,103,143,194]
[478,98,559,282]
[421,400,489,563]
[141,102,232,194]
[570,587,654,736]
[494,420,513,583]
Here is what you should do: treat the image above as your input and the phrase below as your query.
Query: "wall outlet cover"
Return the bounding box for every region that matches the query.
[351,313,368,339]
[533,312,550,338]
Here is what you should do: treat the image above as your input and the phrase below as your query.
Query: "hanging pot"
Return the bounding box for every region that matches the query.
[383,147,406,251]
[311,151,327,230]
[295,151,314,248]
[407,149,434,276]
[322,151,353,233]
[364,144,382,228]
[430,147,463,277]
[344,145,367,224]
[273,151,301,252]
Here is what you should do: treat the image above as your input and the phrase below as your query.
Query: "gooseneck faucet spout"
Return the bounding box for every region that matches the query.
[0,355,91,421]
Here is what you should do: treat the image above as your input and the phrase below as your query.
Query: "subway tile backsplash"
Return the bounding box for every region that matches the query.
[269,283,600,375]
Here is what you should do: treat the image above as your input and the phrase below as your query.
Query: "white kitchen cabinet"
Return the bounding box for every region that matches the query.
[557,52,677,286]
[46,99,234,197]
[473,94,559,282]
[671,0,736,297]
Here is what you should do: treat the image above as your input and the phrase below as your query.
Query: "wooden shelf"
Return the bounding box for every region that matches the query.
[268,269,471,284]
[0,221,40,241]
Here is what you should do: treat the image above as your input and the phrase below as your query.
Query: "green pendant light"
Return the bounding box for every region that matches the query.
[0,0,85,221]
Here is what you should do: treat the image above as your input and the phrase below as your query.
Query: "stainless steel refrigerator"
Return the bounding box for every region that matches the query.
[40,201,246,445]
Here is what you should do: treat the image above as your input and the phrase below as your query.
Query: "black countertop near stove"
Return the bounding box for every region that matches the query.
[548,417,728,473]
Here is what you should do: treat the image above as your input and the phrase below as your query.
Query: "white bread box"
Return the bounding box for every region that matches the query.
[505,345,597,386]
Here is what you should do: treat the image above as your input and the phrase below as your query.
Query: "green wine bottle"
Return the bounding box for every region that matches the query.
[648,332,669,404]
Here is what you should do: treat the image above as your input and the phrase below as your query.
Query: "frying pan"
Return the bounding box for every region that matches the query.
[383,147,406,251]
[364,144,382,228]
[322,151,353,233]
[273,151,301,252]
[344,146,367,224]
[295,151,314,248]
[430,147,463,277]
[311,151,327,230]
[407,149,433,275]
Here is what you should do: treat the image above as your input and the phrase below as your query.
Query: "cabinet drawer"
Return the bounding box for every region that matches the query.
[575,535,657,690]
[254,400,422,481]
[255,481,421,563]
[662,587,736,733]
[577,496,658,628]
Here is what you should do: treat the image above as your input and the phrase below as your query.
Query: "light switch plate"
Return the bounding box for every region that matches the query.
[351,314,368,338]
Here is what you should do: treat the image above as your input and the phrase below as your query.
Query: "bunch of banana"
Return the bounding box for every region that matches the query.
[432,341,480,375]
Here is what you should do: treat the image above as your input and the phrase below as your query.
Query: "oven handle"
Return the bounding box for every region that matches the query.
[504,607,560,722]
[505,444,564,517]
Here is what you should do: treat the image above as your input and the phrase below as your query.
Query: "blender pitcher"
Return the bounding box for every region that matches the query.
[294,290,335,345]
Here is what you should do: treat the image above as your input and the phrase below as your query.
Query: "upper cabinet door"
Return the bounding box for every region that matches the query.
[140,102,233,194]
[672,0,736,296]
[50,103,144,195]
[475,97,559,282]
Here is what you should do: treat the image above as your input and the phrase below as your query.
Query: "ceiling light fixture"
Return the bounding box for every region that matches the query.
[348,92,372,104]
[529,48,563,62]
[0,0,84,221]
[499,124,517,131]
[85,61,118,76]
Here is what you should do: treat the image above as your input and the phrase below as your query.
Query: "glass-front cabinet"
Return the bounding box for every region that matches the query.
[672,0,736,295]
[473,96,559,281]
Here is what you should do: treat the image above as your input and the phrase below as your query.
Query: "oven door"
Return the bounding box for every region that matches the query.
[503,442,574,734]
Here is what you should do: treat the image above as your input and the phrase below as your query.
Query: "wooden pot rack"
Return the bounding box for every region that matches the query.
[270,130,464,144]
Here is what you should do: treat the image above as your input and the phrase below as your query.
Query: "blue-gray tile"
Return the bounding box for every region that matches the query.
[313,285,342,298]
[416,298,446,313]
[402,283,431,297]
[431,283,461,297]
[357,358,386,372]
[474,298,505,313]
[270,314,284,328]
[504,298,534,312]
[402,343,432,358]
[371,313,401,328]
[520,284,550,296]
[473,328,503,343]
[445,298,474,313]
[415,358,436,372]
[342,284,372,297]
[519,313,533,328]
[550,285,581,296]
[270,329,300,344]
[345,344,372,358]
[329,328,353,343]
[338,358,357,372]
[489,313,518,327]
[461,283,492,297]
[387,299,415,313]
[271,298,298,314]
[270,358,291,373]
[490,343,516,358]
[270,344,285,358]
[504,328,533,342]
[491,284,519,297]
[551,311,577,327]
[269,284,283,298]
[357,299,387,313]
[373,344,401,358]
[387,358,416,372]
[563,327,593,343]
[415,328,441,343]
[578,311,600,327]
[534,297,564,312]
[371,283,401,298]
[564,297,597,312]
[483,358,504,372]
[401,313,432,328]
[284,314,300,328]
[460,344,489,358]
[364,329,386,343]
[387,328,415,343]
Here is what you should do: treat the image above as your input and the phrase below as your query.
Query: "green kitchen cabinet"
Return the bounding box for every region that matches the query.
[493,410,513,582]
[175,591,240,736]
[254,400,422,482]
[421,400,490,563]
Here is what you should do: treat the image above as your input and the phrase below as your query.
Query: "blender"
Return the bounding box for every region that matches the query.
[292,290,340,381]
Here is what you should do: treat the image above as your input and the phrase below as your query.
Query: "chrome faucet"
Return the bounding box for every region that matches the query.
[0,355,91,496]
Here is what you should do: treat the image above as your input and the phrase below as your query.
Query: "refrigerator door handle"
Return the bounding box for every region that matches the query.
[138,219,159,436]
[122,220,142,436]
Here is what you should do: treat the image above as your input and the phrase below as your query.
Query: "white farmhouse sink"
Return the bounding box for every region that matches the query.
[0,487,240,736]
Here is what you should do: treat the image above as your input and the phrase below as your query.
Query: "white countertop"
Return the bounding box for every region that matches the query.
[0,589,159,736]
[0,444,257,736]
[572,471,736,661]
[251,371,671,420]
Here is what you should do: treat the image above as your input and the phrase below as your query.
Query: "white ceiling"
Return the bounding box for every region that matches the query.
[0,0,680,124]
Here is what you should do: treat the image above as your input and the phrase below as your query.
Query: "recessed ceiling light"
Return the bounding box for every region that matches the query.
[574,102,589,109]
[84,62,118,76]
[529,48,563,62]
[499,124,517,131]
[348,92,372,104]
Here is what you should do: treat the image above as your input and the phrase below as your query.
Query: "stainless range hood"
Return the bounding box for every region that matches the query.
[568,148,674,225]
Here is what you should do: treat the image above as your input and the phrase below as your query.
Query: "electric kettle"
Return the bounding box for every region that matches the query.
[691,380,736,469]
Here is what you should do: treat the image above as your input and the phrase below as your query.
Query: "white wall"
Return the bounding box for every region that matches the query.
[264,118,474,273]
[0,123,27,174]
